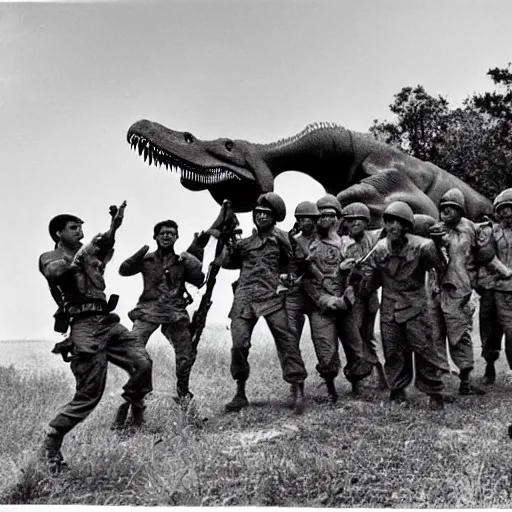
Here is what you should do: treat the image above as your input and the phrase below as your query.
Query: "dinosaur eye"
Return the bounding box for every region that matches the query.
[184,132,194,144]
[225,140,234,151]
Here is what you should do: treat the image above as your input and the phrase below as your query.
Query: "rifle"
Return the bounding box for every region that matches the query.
[190,200,240,350]
[344,242,380,293]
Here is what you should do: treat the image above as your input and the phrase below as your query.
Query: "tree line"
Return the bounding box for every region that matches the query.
[369,64,512,200]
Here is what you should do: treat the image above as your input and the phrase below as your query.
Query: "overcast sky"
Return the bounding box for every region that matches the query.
[1,0,511,341]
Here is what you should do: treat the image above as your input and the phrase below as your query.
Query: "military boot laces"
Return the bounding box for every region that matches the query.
[225,381,249,412]
[482,362,496,386]
[111,402,131,430]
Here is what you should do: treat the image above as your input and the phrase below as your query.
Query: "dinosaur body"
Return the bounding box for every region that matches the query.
[127,120,492,226]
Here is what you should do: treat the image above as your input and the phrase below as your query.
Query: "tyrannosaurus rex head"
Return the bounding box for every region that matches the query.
[127,120,274,212]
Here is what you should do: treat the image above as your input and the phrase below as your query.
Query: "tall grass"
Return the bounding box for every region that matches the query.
[1,324,512,506]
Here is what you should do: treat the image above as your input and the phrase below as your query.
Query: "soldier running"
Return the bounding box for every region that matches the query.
[222,193,308,414]
[39,202,153,472]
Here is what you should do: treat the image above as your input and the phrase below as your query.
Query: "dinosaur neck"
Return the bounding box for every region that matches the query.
[255,126,358,194]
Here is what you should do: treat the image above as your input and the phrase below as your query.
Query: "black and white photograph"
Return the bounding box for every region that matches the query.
[1,0,512,507]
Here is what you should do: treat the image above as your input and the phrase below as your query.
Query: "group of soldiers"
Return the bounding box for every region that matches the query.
[38,185,512,472]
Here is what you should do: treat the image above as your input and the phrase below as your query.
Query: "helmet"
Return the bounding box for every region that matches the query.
[342,202,371,223]
[255,192,286,222]
[294,201,320,218]
[439,188,466,214]
[48,214,83,243]
[316,194,343,216]
[493,188,512,213]
[383,201,414,228]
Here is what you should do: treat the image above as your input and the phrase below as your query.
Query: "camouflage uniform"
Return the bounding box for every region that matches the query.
[223,227,307,385]
[429,217,478,373]
[362,234,446,396]
[39,235,153,435]
[119,249,204,397]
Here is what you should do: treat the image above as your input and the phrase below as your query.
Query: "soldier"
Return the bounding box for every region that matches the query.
[119,219,205,407]
[429,188,485,395]
[285,201,320,345]
[338,202,387,391]
[303,194,363,402]
[39,202,153,472]
[222,192,308,413]
[476,188,512,382]
[361,201,447,410]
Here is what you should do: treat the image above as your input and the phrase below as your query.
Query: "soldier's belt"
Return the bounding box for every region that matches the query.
[67,302,109,316]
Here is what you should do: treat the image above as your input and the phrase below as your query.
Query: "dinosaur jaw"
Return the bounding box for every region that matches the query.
[127,130,263,211]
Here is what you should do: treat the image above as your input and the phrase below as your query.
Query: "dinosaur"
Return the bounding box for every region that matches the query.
[126,120,493,227]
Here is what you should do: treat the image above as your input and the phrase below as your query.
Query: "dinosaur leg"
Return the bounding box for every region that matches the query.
[336,169,439,227]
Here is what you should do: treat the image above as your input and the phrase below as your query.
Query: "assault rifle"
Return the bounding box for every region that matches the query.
[190,200,240,350]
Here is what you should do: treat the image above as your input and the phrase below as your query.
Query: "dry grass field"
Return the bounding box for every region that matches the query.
[1,320,512,507]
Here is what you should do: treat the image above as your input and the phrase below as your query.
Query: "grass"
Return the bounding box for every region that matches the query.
[1,321,512,506]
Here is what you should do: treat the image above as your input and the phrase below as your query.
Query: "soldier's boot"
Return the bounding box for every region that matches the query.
[351,380,363,396]
[376,363,389,390]
[459,369,487,395]
[225,380,249,412]
[292,382,305,415]
[42,428,66,474]
[428,393,445,411]
[174,378,194,410]
[131,405,146,428]
[389,388,407,403]
[325,377,338,404]
[111,401,131,430]
[482,361,496,386]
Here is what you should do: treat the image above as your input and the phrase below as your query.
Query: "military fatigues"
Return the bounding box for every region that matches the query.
[304,234,370,382]
[429,217,477,372]
[119,249,204,397]
[477,223,512,368]
[222,227,307,385]
[362,234,446,395]
[339,230,382,369]
[285,232,316,344]
[39,237,153,434]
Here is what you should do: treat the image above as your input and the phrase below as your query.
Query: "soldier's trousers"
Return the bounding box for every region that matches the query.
[431,290,475,372]
[49,314,153,434]
[132,318,196,395]
[478,288,504,365]
[285,290,315,344]
[337,293,382,368]
[380,314,444,395]
[494,291,512,369]
[230,308,308,385]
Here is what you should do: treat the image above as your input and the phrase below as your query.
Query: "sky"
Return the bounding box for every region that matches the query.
[1,0,512,341]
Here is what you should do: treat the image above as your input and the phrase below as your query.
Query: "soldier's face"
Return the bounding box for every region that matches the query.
[155,226,178,249]
[297,216,316,235]
[384,218,406,242]
[58,221,84,247]
[497,205,512,227]
[345,218,367,237]
[440,206,462,226]
[254,210,274,230]
[317,210,337,234]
